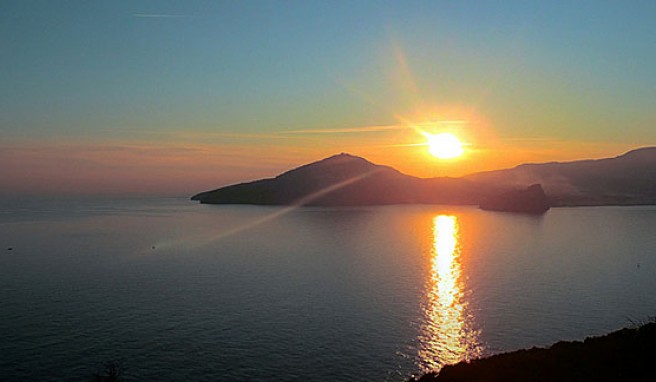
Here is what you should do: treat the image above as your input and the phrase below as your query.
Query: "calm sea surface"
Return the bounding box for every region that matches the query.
[1,197,655,381]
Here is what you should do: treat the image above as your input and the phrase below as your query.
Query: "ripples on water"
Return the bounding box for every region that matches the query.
[1,198,656,381]
[416,215,482,372]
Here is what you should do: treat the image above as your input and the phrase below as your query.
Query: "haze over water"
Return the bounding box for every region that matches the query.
[1,198,655,381]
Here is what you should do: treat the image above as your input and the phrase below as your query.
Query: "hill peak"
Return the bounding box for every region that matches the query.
[276,153,383,180]
[320,152,371,163]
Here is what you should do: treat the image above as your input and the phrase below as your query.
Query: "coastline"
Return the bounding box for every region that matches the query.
[412,320,656,382]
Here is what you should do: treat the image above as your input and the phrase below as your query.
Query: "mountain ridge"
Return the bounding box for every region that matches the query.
[465,146,656,206]
[191,152,484,206]
[192,147,656,208]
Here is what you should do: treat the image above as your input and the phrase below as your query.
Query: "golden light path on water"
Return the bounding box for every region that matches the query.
[417,215,482,372]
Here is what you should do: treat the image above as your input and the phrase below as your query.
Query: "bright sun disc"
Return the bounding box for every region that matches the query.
[425,133,464,159]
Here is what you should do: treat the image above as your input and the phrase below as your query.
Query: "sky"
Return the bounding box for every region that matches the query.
[2,1,656,196]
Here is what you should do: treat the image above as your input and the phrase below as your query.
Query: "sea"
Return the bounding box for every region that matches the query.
[1,197,655,381]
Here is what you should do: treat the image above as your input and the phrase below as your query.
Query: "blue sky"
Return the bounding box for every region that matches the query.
[2,1,656,195]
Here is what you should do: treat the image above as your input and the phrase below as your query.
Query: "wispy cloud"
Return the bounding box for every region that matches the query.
[279,120,471,136]
[280,124,404,135]
[501,137,566,143]
[112,129,289,143]
[415,120,470,126]
[385,142,428,147]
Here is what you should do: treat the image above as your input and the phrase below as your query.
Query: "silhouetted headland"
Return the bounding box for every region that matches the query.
[191,153,486,206]
[192,147,656,209]
[412,320,656,382]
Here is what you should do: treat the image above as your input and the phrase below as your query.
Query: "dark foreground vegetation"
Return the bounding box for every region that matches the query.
[414,320,656,382]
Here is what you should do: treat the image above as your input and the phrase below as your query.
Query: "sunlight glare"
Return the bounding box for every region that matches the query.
[424,133,465,159]
[417,214,482,372]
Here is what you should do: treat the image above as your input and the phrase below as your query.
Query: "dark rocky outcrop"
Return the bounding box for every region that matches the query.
[413,321,656,382]
[479,184,550,213]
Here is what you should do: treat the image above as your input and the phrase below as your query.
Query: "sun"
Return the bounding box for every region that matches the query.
[424,133,464,159]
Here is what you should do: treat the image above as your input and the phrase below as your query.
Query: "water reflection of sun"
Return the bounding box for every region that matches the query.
[417,215,482,372]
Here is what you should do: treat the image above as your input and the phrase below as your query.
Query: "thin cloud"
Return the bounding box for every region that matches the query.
[118,129,288,142]
[280,125,404,135]
[501,137,565,143]
[385,142,427,147]
[279,121,470,137]
[415,120,470,125]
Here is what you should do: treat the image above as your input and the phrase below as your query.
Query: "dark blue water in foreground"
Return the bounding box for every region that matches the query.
[1,197,655,381]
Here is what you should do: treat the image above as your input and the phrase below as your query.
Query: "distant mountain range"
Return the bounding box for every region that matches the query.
[465,147,656,206]
[191,147,656,208]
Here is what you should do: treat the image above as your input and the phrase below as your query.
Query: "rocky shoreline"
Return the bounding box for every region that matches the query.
[412,320,656,382]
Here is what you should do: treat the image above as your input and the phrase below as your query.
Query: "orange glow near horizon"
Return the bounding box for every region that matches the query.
[0,130,643,196]
[417,215,482,372]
